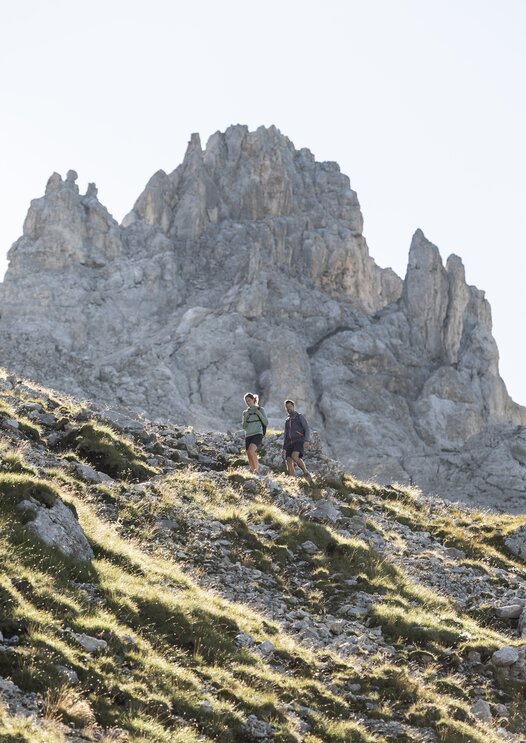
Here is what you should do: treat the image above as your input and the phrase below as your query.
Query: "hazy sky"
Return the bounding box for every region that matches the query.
[1,0,525,403]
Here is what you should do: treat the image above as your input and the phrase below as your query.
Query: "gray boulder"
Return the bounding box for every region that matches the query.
[470,699,492,721]
[504,525,526,561]
[308,500,342,524]
[491,646,519,667]
[496,604,524,620]
[17,496,94,562]
[242,714,274,741]
[71,632,108,654]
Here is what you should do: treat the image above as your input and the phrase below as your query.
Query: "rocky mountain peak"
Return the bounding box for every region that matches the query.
[21,181,118,274]
[126,124,364,239]
[0,125,525,511]
[401,228,486,366]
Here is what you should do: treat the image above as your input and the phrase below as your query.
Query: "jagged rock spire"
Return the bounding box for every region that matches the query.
[0,126,524,510]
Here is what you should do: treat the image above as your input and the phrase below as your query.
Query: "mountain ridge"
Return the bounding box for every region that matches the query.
[1,124,525,511]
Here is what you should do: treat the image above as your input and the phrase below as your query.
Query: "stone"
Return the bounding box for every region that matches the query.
[74,462,114,484]
[55,665,80,684]
[2,418,19,431]
[37,413,56,427]
[491,647,519,667]
[301,541,320,555]
[496,604,524,620]
[17,497,94,562]
[235,632,255,648]
[242,714,274,741]
[470,698,492,721]
[308,500,341,524]
[257,640,274,656]
[156,518,179,531]
[72,632,108,654]
[504,525,526,561]
[444,547,466,560]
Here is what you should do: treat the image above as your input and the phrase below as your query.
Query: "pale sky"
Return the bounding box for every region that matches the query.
[1,0,525,404]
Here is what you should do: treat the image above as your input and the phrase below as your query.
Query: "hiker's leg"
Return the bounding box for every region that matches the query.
[246,443,255,471]
[292,451,308,475]
[286,456,295,476]
[248,443,259,473]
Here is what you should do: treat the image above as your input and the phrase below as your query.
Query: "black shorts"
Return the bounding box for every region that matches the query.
[246,434,263,450]
[285,441,304,458]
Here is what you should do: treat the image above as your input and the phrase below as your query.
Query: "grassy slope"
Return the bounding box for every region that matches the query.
[0,372,525,742]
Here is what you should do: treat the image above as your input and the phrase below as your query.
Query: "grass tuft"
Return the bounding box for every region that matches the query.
[59,423,158,481]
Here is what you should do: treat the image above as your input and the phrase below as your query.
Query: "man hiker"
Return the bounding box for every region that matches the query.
[282,399,313,480]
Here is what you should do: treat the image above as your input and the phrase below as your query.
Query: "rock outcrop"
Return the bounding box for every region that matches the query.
[1,125,525,510]
[17,496,94,562]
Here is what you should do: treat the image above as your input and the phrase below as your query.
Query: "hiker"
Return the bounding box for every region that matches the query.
[282,399,312,480]
[242,392,268,475]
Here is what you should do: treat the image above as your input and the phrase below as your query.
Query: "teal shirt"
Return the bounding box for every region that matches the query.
[242,406,268,437]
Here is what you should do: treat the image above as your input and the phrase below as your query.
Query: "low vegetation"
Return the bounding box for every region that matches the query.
[0,371,525,741]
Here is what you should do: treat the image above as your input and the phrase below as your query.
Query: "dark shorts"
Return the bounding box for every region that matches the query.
[285,441,304,458]
[246,434,263,450]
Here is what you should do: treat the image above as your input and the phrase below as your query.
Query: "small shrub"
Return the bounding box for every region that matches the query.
[434,678,469,700]
[0,401,41,442]
[0,452,37,476]
[59,423,158,481]
[407,701,442,725]
[0,473,59,508]
[368,665,420,704]
[43,686,96,728]
[436,717,496,742]
[371,603,466,647]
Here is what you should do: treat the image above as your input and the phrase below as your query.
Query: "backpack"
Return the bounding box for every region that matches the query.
[256,406,267,436]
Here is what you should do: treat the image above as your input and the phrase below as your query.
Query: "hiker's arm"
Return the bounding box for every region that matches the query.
[258,407,268,425]
[242,411,249,430]
[300,415,312,443]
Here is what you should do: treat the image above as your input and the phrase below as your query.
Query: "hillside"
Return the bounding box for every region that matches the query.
[1,125,526,511]
[1,369,526,742]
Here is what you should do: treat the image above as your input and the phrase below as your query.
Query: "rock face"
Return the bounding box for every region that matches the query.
[1,125,525,510]
[16,496,94,562]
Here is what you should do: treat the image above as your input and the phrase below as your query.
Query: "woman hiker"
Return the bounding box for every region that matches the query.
[242,392,268,475]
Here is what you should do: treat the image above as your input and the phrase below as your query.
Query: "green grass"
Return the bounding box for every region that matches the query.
[0,400,42,441]
[58,422,158,482]
[0,480,380,742]
[0,446,37,476]
[0,472,60,508]
[1,373,525,741]
[376,488,526,574]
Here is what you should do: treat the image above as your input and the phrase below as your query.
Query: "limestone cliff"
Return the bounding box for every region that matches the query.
[1,125,525,510]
